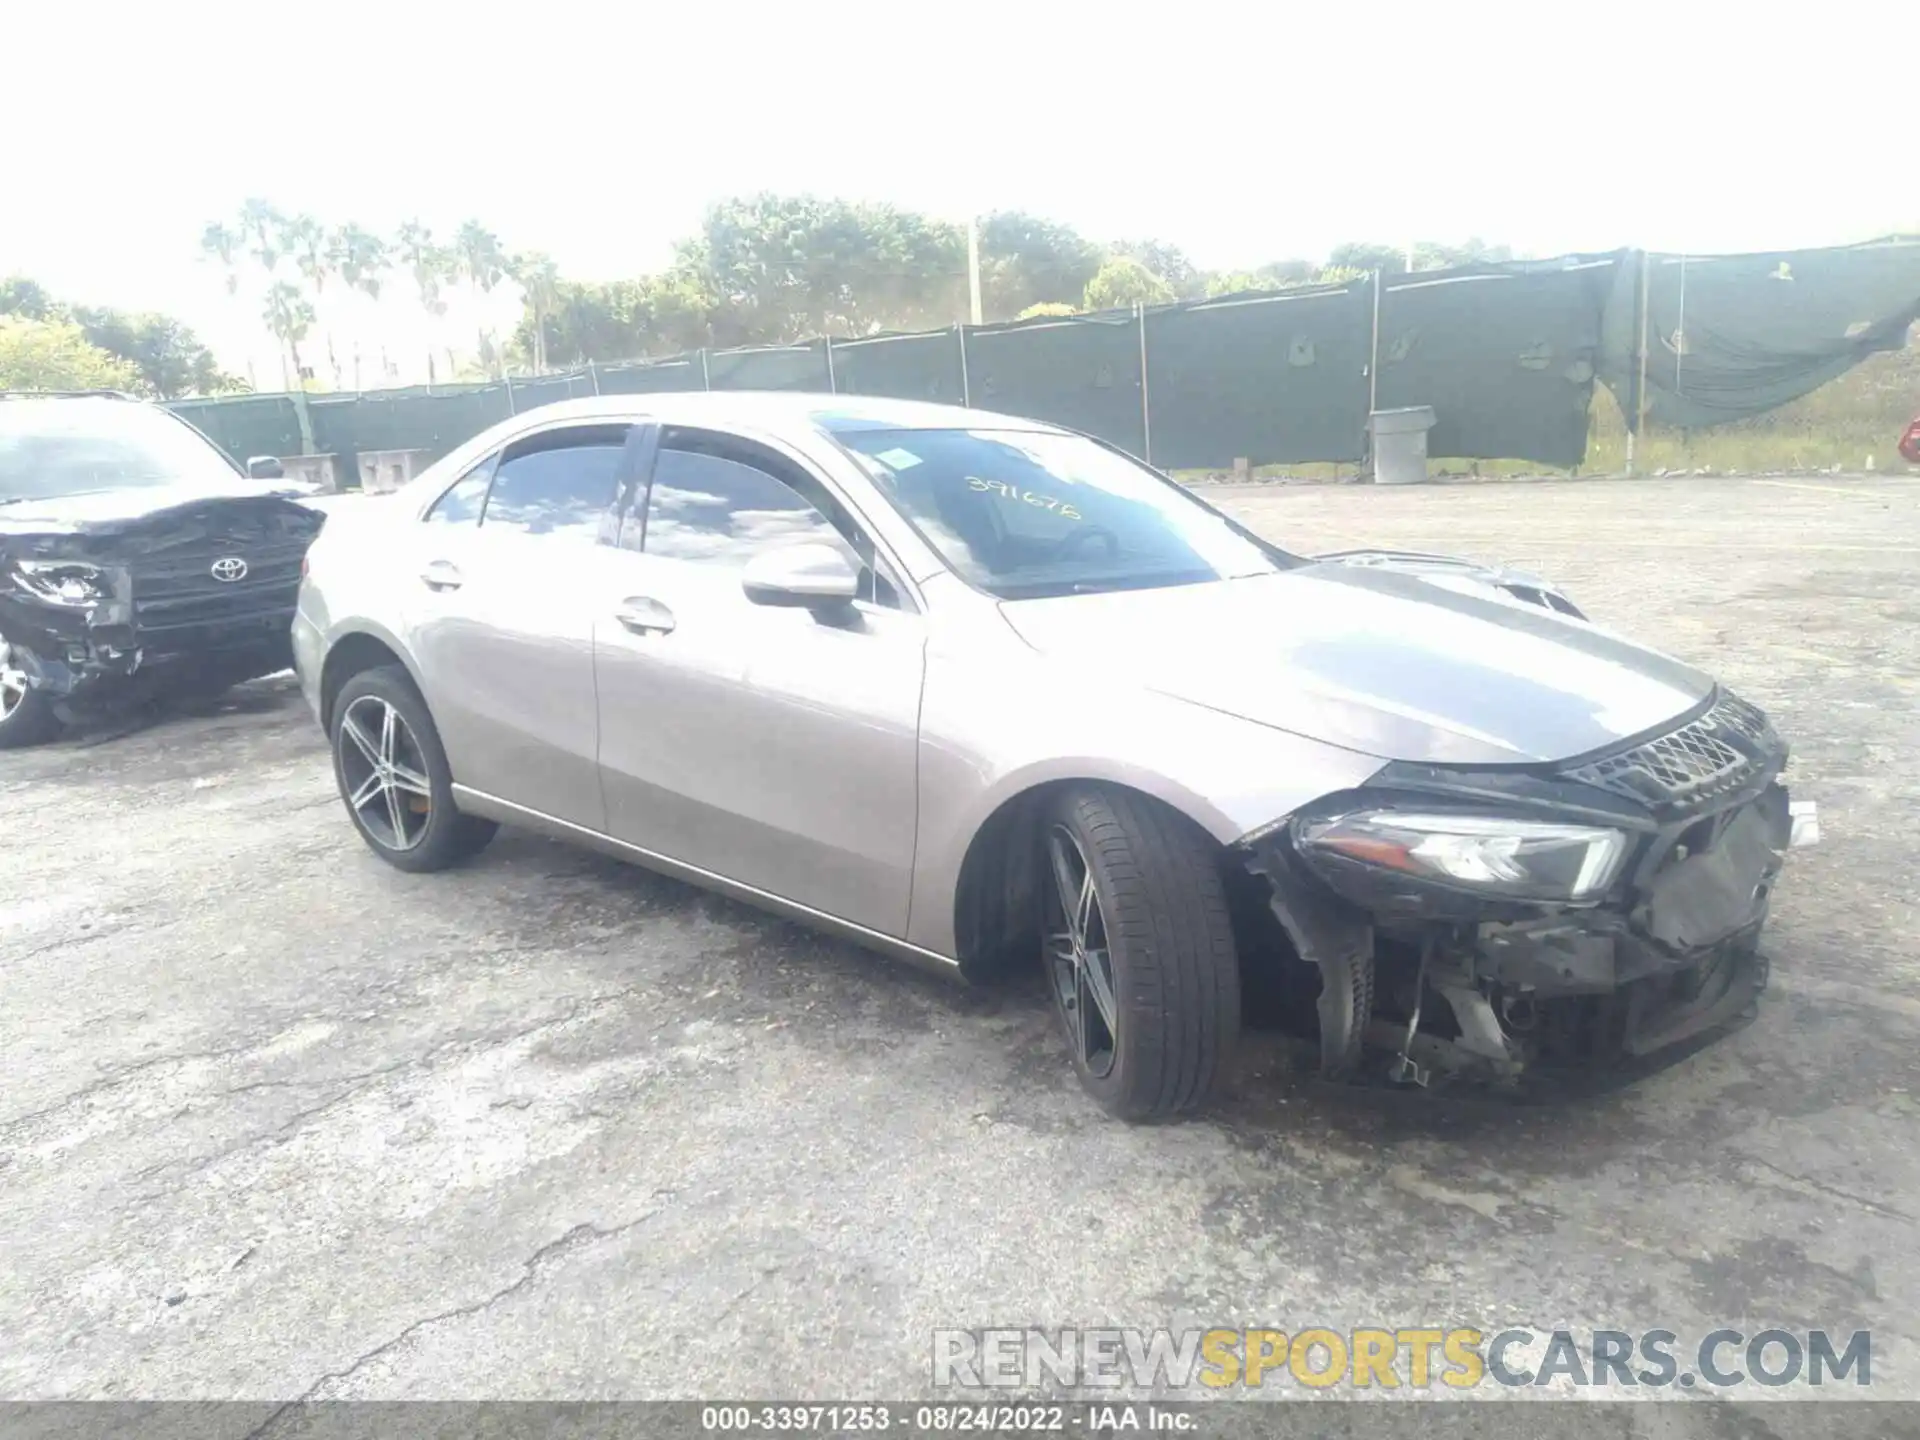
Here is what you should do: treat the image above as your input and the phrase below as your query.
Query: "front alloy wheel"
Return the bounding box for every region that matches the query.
[1040,786,1242,1120]
[1046,826,1120,1080]
[0,638,62,748]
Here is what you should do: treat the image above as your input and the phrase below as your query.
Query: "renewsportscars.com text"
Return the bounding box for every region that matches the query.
[932,1327,1871,1392]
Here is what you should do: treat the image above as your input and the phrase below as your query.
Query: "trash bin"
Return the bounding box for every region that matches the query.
[1369,406,1436,485]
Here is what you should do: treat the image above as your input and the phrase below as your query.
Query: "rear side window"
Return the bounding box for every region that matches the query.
[425,457,493,525]
[480,424,629,542]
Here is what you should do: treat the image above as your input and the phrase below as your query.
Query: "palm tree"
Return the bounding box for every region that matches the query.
[199,222,242,295]
[453,220,508,375]
[509,250,561,374]
[280,214,339,384]
[395,220,449,317]
[330,224,388,301]
[238,197,285,272]
[262,280,316,390]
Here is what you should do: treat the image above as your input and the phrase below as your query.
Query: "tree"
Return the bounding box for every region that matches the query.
[199,222,243,295]
[508,250,561,372]
[262,281,316,387]
[70,308,239,398]
[450,220,508,374]
[977,212,1104,320]
[1083,256,1175,311]
[1016,302,1079,320]
[0,318,141,391]
[0,276,58,321]
[395,220,450,318]
[1111,240,1201,298]
[1326,242,1408,276]
[238,197,286,272]
[330,224,389,300]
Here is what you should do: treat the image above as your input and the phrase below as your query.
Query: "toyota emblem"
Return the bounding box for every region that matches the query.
[210,556,249,583]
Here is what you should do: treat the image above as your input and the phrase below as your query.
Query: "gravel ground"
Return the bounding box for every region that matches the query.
[3,474,1917,1410]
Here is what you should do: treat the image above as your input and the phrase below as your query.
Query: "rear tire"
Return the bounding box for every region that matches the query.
[330,665,496,872]
[1041,786,1241,1120]
[0,638,62,749]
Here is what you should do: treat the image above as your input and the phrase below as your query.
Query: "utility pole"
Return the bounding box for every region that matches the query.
[966,215,984,325]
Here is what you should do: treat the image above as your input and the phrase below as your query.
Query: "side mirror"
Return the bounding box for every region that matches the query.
[247,455,286,480]
[741,542,860,612]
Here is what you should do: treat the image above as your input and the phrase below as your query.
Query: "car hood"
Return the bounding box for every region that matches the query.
[0,477,314,538]
[997,564,1713,765]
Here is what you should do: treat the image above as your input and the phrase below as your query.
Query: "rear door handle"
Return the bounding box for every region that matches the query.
[614,596,676,635]
[420,560,464,591]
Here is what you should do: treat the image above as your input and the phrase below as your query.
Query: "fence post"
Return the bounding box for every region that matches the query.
[700,349,711,391]
[1630,249,1650,475]
[503,374,516,416]
[588,359,601,396]
[1368,270,1383,420]
[825,336,837,393]
[1137,302,1153,465]
[958,325,971,407]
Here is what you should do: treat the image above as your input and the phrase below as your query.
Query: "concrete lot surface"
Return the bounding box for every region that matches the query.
[3,474,1917,1408]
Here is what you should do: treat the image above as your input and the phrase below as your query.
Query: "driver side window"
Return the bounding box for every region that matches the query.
[639,430,903,607]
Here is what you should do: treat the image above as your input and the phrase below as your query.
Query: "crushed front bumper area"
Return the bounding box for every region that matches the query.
[0,593,296,719]
[1236,691,1804,1091]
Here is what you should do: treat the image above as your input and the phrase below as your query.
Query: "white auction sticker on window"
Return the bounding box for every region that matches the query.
[872,447,923,470]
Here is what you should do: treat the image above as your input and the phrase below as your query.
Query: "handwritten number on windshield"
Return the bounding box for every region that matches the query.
[967,477,1081,521]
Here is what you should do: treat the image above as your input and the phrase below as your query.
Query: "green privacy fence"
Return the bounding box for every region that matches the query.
[169,238,1920,481]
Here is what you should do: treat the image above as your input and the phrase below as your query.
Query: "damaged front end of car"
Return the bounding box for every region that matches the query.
[0,499,323,723]
[1236,689,1812,1090]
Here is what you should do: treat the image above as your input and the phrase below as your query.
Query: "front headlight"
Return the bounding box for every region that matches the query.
[1296,810,1628,902]
[8,558,112,608]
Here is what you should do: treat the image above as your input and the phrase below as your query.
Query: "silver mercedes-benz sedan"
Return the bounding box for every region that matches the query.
[292,394,1805,1117]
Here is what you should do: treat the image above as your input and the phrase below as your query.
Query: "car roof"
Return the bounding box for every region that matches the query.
[494,391,1070,438]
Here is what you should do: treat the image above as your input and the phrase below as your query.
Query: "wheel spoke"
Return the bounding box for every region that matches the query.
[1081,949,1120,1037]
[378,701,398,766]
[384,778,410,846]
[387,760,432,797]
[341,713,382,769]
[348,771,387,812]
[1047,835,1085,947]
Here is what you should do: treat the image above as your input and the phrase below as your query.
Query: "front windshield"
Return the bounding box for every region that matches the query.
[0,401,240,503]
[837,427,1293,599]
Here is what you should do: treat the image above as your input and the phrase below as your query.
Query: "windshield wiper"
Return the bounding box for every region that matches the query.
[995,570,1216,599]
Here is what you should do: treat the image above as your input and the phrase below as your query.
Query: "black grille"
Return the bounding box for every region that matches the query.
[1563,691,1781,810]
[131,541,306,641]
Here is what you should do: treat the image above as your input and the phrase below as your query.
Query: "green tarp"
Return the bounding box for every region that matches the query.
[1144,282,1373,466]
[1379,255,1620,468]
[829,331,966,403]
[1598,239,1920,430]
[166,239,1920,477]
[964,311,1147,457]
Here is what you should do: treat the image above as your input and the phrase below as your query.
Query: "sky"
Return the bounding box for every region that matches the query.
[4,0,1903,385]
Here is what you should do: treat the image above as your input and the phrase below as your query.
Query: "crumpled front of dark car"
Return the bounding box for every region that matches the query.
[0,503,322,715]
[1238,689,1802,1089]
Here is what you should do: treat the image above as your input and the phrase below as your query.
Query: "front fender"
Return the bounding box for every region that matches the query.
[905,649,1389,958]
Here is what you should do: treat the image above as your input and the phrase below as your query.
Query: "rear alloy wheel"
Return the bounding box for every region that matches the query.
[0,638,62,749]
[1042,786,1241,1120]
[330,665,495,872]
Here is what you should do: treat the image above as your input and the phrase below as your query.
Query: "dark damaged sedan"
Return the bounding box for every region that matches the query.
[0,393,324,746]
[292,394,1818,1117]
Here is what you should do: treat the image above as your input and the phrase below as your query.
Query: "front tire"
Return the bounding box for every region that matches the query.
[1041,786,1241,1120]
[0,638,62,749]
[330,665,496,872]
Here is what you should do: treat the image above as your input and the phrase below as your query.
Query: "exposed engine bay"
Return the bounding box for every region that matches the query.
[1235,687,1813,1090]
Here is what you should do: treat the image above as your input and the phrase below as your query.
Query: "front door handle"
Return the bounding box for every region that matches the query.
[420,560,464,591]
[614,596,676,635]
